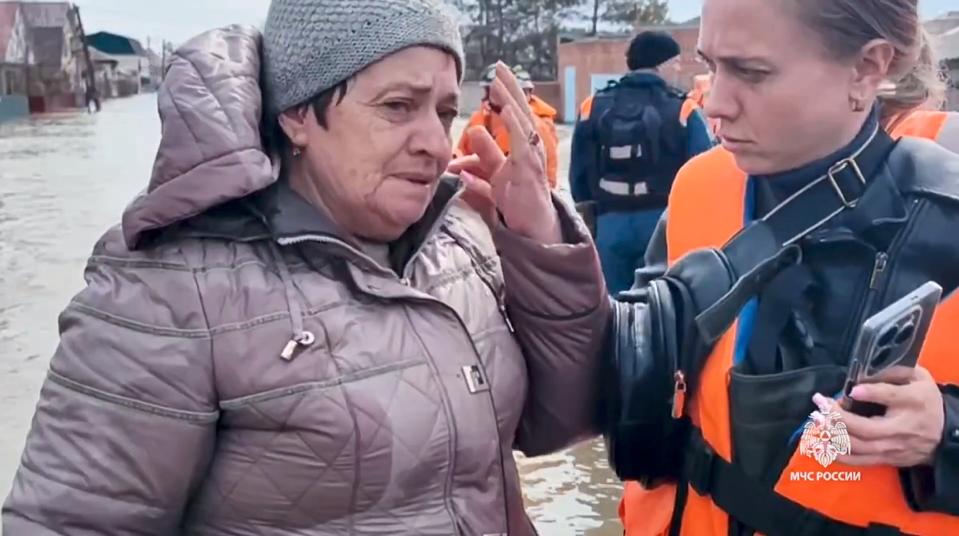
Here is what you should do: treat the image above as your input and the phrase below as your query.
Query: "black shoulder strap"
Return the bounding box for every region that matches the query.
[683,427,912,536]
[694,125,896,344]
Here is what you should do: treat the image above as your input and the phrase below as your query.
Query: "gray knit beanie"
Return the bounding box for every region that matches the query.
[263,0,465,116]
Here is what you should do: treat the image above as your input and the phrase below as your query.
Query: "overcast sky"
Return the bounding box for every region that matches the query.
[50,0,958,50]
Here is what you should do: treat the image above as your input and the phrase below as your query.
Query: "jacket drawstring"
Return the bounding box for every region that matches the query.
[268,242,315,361]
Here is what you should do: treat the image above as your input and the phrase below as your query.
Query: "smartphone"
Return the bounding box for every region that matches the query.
[840,281,943,417]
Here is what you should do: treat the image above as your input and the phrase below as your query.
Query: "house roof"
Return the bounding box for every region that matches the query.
[0,2,21,62]
[20,1,70,29]
[30,25,62,66]
[87,31,146,56]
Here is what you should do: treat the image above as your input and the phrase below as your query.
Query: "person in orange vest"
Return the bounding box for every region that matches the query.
[594,1,959,535]
[456,63,560,188]
[680,74,720,137]
[883,38,959,153]
[887,108,959,153]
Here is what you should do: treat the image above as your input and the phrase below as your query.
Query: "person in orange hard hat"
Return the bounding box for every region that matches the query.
[456,63,560,188]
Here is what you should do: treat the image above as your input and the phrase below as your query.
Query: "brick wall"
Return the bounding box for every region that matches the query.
[558,24,709,122]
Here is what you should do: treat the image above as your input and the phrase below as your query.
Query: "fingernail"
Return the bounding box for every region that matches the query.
[812,393,831,410]
[849,385,866,399]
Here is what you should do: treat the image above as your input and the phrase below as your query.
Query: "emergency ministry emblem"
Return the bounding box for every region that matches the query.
[799,409,851,468]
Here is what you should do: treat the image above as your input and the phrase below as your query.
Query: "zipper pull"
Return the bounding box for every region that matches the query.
[280,331,316,361]
[499,302,515,333]
[869,252,889,290]
[671,370,687,419]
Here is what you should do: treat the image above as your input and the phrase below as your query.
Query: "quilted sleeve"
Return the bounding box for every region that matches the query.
[2,239,217,534]
[492,194,610,456]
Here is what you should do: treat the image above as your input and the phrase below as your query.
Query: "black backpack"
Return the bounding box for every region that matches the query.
[590,79,687,212]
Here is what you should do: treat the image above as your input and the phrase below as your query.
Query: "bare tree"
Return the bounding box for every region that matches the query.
[592,0,669,33]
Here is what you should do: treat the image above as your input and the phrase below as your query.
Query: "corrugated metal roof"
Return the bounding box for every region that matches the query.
[87,31,146,57]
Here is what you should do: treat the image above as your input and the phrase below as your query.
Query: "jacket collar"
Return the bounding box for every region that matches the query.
[619,71,668,88]
[255,175,465,276]
[167,173,465,277]
[748,106,910,250]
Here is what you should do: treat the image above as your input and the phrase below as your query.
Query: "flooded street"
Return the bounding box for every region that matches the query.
[0,94,623,534]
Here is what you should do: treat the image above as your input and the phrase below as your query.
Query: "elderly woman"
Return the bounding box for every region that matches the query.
[1,1,607,534]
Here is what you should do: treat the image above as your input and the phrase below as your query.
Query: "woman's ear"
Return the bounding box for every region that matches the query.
[850,39,897,104]
[277,106,311,150]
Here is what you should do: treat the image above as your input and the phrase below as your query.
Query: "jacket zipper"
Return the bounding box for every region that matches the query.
[276,189,512,534]
[405,296,512,535]
[443,229,517,334]
[837,200,919,364]
[401,185,466,282]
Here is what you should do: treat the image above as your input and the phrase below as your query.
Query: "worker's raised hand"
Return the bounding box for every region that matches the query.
[447,62,561,244]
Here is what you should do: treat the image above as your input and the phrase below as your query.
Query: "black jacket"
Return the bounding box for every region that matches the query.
[624,125,959,515]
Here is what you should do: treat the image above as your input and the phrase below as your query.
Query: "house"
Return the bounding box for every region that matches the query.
[0,2,31,122]
[86,31,149,95]
[88,45,117,98]
[11,1,87,110]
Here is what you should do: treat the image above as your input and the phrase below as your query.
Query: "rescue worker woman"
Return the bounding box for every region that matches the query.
[618,0,959,533]
[472,0,959,534]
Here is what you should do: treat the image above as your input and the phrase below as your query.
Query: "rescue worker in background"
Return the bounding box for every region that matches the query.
[681,74,720,137]
[606,0,959,534]
[456,63,560,188]
[569,31,714,295]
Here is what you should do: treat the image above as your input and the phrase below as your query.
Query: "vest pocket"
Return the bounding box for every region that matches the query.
[728,364,846,486]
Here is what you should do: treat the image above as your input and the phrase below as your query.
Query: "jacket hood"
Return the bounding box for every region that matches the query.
[122,25,275,249]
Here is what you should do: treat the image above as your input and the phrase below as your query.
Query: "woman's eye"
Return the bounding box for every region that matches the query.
[384,101,412,113]
[738,67,769,83]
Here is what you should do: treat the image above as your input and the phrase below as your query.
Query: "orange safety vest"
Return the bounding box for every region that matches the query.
[455,96,559,189]
[580,95,594,120]
[888,111,950,143]
[620,121,959,535]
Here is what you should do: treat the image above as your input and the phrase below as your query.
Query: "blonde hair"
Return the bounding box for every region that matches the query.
[786,0,946,124]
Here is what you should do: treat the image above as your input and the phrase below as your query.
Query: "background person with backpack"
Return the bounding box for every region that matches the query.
[570,31,714,294]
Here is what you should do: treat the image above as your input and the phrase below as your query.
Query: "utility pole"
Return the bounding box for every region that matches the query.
[71,4,100,112]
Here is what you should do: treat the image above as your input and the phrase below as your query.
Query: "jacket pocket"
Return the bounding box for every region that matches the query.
[219,359,424,410]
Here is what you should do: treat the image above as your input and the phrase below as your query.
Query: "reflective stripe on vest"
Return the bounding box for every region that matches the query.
[620,141,959,535]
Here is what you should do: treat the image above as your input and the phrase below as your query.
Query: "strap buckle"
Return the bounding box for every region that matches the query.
[827,158,867,209]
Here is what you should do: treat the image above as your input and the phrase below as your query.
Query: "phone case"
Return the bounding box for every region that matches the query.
[841,281,943,416]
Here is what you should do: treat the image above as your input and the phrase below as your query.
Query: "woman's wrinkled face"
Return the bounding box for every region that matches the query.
[698,0,870,175]
[284,46,460,241]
